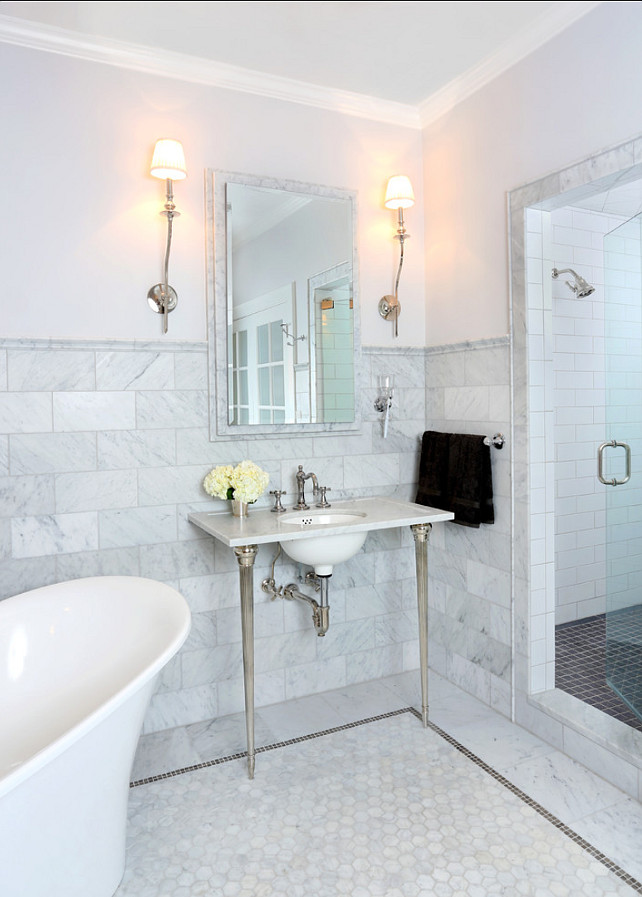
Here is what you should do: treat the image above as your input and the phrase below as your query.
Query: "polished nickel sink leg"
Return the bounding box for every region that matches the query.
[234,544,258,779]
[411,522,432,727]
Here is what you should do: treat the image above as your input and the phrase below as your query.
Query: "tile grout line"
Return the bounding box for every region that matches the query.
[131,705,642,893]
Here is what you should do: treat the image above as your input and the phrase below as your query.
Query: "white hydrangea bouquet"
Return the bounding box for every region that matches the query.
[203,460,269,514]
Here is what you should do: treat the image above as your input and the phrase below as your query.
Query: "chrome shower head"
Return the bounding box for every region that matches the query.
[551,267,595,298]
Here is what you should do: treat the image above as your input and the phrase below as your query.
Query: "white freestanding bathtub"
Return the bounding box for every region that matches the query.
[0,576,191,897]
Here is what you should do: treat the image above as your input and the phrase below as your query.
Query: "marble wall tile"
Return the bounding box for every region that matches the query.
[285,655,347,699]
[10,432,97,475]
[142,684,218,734]
[345,643,403,684]
[344,452,399,490]
[176,428,249,465]
[0,474,55,517]
[99,505,177,548]
[8,349,95,391]
[0,556,57,599]
[177,572,241,613]
[181,642,243,689]
[217,669,286,717]
[0,350,6,390]
[255,630,317,674]
[136,390,208,429]
[55,546,140,580]
[139,538,216,580]
[96,351,174,391]
[53,391,135,431]
[173,352,208,390]
[316,618,375,659]
[97,429,176,469]
[55,469,137,513]
[374,611,417,646]
[138,465,209,506]
[11,511,98,557]
[0,393,52,433]
[0,436,7,476]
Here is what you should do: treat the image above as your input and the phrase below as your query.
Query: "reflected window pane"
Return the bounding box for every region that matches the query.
[271,321,284,362]
[258,368,270,404]
[274,410,285,424]
[238,330,248,366]
[259,409,271,424]
[257,324,269,364]
[272,365,285,406]
[239,370,248,405]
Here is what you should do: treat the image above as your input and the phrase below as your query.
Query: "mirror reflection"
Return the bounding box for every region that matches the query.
[209,171,359,437]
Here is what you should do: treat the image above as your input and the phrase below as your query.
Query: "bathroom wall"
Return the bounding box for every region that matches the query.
[0,339,426,731]
[422,1,642,348]
[424,338,512,717]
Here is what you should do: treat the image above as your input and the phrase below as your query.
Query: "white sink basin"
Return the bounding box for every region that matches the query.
[278,510,368,574]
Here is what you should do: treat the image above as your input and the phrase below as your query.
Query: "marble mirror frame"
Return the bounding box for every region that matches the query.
[206,169,361,440]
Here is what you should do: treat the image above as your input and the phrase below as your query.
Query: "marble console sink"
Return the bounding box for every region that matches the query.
[188,496,453,553]
[188,496,454,778]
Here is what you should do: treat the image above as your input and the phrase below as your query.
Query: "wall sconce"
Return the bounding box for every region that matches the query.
[379,175,414,338]
[147,138,187,334]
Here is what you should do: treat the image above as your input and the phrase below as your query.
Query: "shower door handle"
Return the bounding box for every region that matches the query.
[598,440,631,486]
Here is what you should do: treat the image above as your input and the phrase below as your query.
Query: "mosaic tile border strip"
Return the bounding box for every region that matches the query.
[411,709,642,895]
[130,706,642,894]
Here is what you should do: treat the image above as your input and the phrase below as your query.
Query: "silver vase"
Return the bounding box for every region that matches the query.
[230,499,249,517]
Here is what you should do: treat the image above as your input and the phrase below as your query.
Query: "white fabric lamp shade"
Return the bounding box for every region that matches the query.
[384,175,414,209]
[150,139,187,180]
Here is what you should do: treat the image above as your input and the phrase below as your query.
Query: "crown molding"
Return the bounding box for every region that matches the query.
[0,2,601,132]
[0,14,420,129]
[418,0,603,128]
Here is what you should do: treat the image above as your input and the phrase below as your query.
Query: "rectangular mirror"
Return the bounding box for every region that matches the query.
[207,170,360,438]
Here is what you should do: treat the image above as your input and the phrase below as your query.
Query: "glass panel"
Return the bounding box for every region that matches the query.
[238,329,248,366]
[604,212,642,722]
[271,321,284,362]
[257,324,269,365]
[259,409,271,424]
[272,366,285,406]
[258,368,270,405]
[238,370,248,405]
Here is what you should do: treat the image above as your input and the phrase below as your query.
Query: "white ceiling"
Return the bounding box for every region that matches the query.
[0,0,602,123]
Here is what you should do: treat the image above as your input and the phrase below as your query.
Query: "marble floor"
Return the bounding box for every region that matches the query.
[124,671,642,896]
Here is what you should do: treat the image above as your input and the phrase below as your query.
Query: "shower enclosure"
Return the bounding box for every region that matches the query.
[602,213,642,722]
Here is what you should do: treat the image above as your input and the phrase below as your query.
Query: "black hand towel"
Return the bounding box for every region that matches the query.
[415,431,494,528]
[415,430,450,510]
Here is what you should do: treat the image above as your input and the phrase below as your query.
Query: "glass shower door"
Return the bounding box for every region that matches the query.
[603,212,642,722]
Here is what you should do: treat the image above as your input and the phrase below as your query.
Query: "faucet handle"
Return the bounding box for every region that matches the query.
[316,486,331,509]
[269,489,287,513]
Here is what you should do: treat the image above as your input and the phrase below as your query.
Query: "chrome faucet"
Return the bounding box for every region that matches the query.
[294,465,319,510]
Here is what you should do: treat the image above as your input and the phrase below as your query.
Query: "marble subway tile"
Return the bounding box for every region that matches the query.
[284,655,347,699]
[181,642,243,689]
[316,618,375,659]
[374,610,418,646]
[254,630,317,674]
[139,538,216,580]
[11,511,98,558]
[136,390,208,429]
[0,350,6,390]
[97,429,176,469]
[183,610,217,652]
[217,670,286,717]
[345,643,403,684]
[55,546,140,580]
[53,391,135,431]
[0,436,7,476]
[344,452,399,490]
[10,432,97,475]
[138,465,209,506]
[176,428,248,465]
[7,349,95,391]
[96,351,174,391]
[374,546,417,583]
[142,684,218,734]
[0,474,55,518]
[0,393,52,433]
[0,556,57,599]
[443,385,490,421]
[177,572,241,613]
[55,469,137,513]
[173,351,208,390]
[464,345,509,387]
[99,505,177,548]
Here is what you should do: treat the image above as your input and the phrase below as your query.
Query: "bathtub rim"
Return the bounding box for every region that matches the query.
[0,575,191,798]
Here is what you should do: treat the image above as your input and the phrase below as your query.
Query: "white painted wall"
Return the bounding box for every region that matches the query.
[422,1,642,346]
[1,43,425,346]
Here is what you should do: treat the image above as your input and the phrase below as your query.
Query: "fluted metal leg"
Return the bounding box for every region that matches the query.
[411,523,431,727]
[235,544,258,779]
